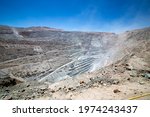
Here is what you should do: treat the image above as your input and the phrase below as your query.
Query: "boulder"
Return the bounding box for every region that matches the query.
[144,73,150,79]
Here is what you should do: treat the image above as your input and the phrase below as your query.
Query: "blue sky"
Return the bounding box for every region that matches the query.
[0,0,150,32]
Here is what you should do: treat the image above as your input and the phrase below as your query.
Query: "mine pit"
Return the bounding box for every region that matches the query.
[0,25,150,100]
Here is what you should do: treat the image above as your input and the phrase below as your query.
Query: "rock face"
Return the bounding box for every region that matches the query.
[0,70,25,86]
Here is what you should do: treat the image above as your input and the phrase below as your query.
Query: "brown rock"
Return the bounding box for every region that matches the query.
[112,79,120,84]
[68,87,73,90]
[113,89,121,93]
[127,78,130,81]
[51,90,55,93]
[21,89,25,92]
[79,80,85,84]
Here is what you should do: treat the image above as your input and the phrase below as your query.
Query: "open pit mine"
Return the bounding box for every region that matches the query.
[0,25,150,100]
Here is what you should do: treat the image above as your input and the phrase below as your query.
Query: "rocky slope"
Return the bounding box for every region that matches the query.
[0,25,150,100]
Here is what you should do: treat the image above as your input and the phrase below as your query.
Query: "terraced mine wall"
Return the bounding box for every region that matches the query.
[0,25,150,83]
